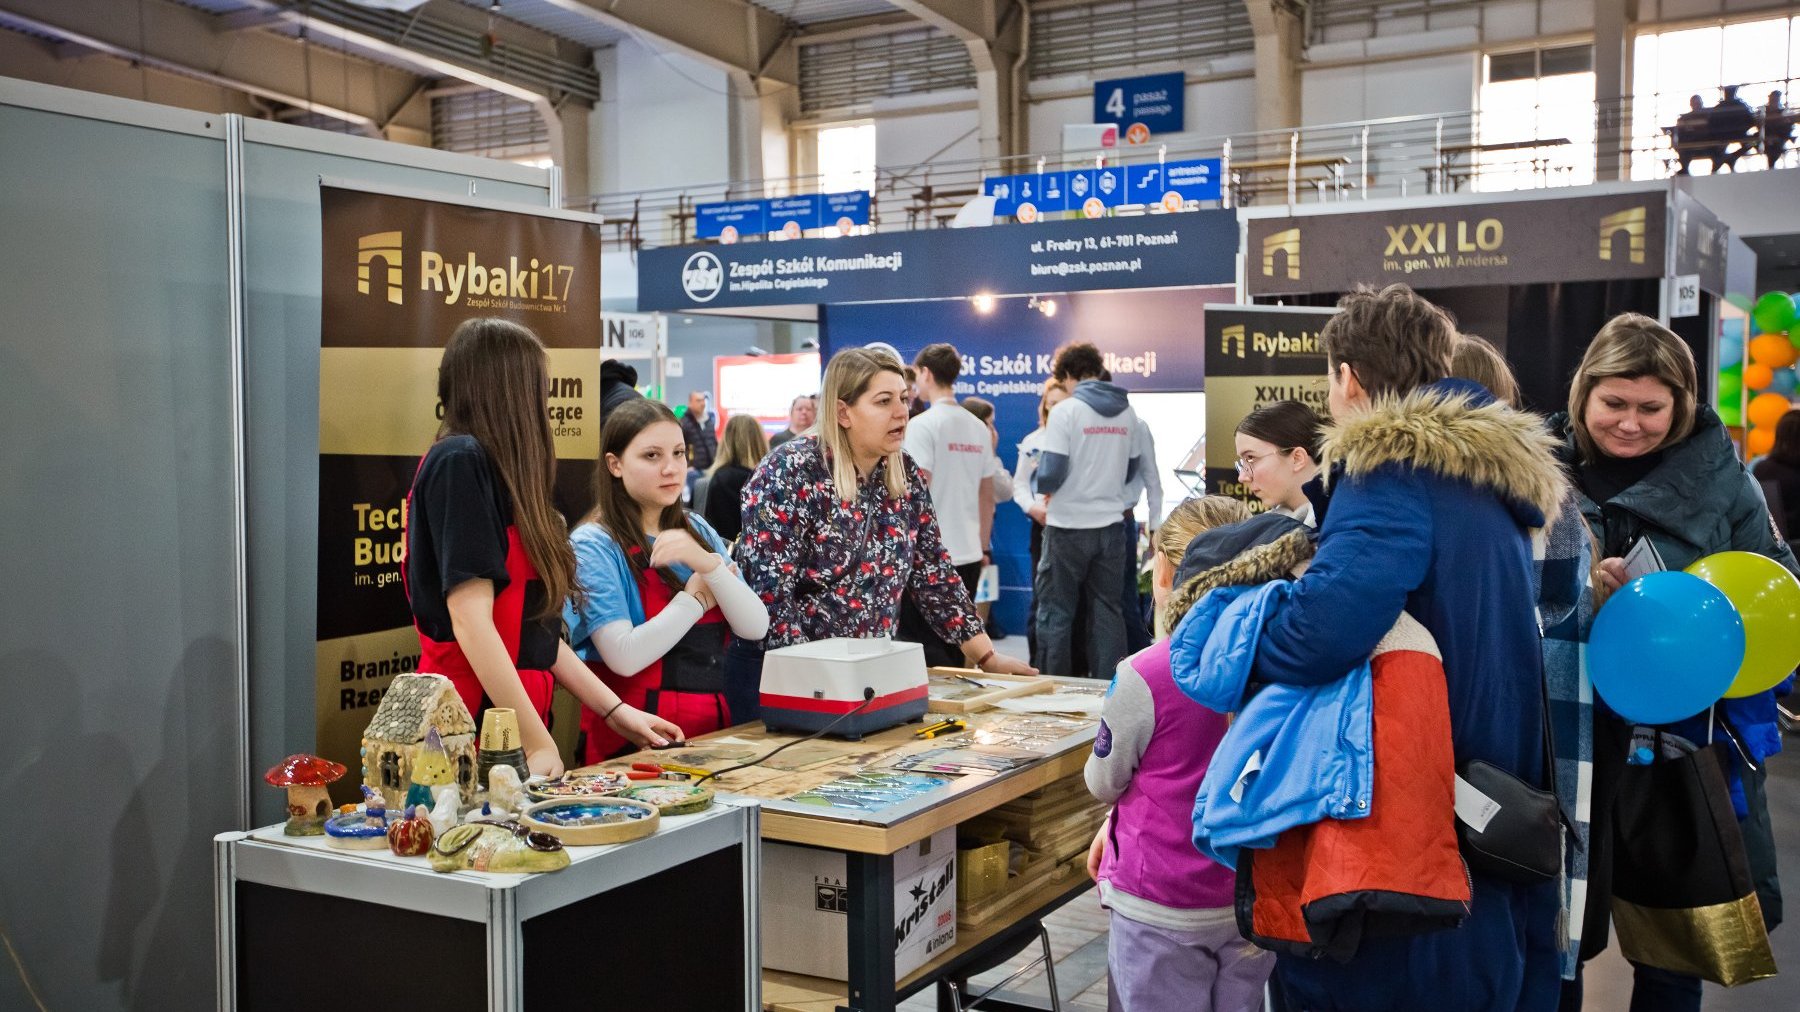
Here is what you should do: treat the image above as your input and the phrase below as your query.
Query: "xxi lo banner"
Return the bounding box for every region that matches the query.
[316,185,602,794]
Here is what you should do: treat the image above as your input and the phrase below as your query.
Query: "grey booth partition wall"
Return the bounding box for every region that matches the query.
[0,83,237,1011]
[0,79,558,1009]
[235,119,555,830]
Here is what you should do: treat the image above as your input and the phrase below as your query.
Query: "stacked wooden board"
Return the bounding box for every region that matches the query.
[956,771,1107,928]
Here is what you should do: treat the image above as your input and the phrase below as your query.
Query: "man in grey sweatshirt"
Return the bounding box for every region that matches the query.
[1034,342,1142,678]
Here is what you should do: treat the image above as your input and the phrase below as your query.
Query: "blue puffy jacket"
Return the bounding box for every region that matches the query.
[1171,581,1373,869]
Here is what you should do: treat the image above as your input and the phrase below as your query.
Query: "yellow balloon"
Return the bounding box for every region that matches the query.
[1685,551,1800,698]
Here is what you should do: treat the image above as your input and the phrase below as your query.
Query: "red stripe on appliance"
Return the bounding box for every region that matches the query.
[758,684,928,714]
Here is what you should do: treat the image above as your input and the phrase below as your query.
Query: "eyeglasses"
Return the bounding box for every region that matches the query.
[1235,449,1295,475]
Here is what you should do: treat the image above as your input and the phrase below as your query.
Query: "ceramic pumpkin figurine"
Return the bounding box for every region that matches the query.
[387,805,435,857]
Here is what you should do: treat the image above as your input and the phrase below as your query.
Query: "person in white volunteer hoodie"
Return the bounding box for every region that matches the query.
[1034,342,1142,678]
[1016,382,1072,668]
[897,342,997,666]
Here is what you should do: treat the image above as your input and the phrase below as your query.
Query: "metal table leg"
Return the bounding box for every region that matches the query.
[842,850,898,1012]
[486,886,521,1012]
[213,832,246,1012]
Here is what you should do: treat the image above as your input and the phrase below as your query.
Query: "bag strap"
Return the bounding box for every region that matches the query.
[1538,666,1582,846]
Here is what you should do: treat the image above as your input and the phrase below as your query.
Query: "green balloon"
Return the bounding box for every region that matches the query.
[1719,368,1743,402]
[1753,291,1797,335]
[1720,403,1744,427]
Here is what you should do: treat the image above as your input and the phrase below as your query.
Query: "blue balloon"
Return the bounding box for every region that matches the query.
[1719,318,1745,365]
[1769,367,1799,397]
[1589,572,1745,724]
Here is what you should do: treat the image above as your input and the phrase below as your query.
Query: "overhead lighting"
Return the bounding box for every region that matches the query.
[1039,297,1057,318]
[971,293,996,314]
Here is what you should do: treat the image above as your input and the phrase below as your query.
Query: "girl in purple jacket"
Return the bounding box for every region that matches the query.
[1084,495,1273,1012]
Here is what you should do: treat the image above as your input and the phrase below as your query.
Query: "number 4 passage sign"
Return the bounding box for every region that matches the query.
[1094,72,1184,135]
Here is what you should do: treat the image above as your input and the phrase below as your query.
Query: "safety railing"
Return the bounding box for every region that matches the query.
[574,93,1796,252]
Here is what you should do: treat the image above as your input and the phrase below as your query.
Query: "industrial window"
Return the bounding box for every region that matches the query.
[1030,0,1251,80]
[1475,46,1596,191]
[799,27,974,114]
[1631,14,1800,177]
[430,89,551,164]
[817,122,876,194]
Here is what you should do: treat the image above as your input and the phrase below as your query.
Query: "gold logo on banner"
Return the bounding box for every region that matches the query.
[1221,324,1247,359]
[1598,207,1648,264]
[1262,228,1300,279]
[358,231,404,304]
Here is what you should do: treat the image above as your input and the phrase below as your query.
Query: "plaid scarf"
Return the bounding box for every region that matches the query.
[1534,495,1595,980]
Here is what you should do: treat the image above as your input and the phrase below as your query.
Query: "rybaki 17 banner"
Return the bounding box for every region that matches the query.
[1204,305,1337,505]
[317,185,601,798]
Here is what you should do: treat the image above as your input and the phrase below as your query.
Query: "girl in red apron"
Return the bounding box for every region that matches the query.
[565,398,770,764]
[405,319,682,778]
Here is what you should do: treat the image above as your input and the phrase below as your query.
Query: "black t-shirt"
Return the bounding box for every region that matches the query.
[406,434,559,669]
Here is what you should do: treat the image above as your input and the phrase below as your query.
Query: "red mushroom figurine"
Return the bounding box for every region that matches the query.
[264,754,347,836]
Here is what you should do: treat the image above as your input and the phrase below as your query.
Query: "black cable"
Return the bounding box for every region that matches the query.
[696,686,878,786]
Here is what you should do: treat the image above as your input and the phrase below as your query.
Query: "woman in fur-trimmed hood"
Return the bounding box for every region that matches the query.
[1244,286,1570,1012]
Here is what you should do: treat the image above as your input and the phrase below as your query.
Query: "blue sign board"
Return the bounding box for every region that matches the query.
[695,191,870,239]
[638,209,1239,310]
[1125,158,1222,203]
[822,190,870,227]
[695,201,766,239]
[1094,72,1185,134]
[766,196,822,232]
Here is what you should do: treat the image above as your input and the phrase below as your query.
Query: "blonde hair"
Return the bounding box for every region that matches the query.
[1568,313,1698,464]
[1152,496,1253,637]
[1449,333,1521,409]
[819,348,909,502]
[710,413,769,475]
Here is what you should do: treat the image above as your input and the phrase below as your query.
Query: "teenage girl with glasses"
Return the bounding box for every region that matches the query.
[1232,401,1325,525]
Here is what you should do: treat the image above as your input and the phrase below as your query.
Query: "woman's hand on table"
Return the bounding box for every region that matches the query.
[607,703,682,748]
[981,652,1038,676]
[525,742,566,779]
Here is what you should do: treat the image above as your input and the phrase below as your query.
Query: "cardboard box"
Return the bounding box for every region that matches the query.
[762,828,957,981]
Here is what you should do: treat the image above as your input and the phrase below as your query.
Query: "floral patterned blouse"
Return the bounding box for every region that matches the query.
[735,435,983,649]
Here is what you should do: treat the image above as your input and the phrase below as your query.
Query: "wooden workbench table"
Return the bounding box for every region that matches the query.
[591,680,1106,1012]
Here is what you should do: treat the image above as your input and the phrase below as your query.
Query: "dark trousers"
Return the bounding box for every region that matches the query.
[1036,525,1125,678]
[897,561,982,668]
[1119,512,1151,655]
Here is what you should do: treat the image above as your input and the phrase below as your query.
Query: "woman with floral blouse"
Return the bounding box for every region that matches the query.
[730,348,1033,713]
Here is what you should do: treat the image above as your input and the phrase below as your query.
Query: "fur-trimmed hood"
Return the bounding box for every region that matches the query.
[1164,526,1315,635]
[1321,378,1568,530]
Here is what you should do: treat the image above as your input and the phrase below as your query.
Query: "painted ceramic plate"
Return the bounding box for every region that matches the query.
[620,782,715,816]
[521,797,659,845]
[525,771,631,801]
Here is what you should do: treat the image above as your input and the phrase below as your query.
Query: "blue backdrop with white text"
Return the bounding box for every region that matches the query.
[823,286,1233,635]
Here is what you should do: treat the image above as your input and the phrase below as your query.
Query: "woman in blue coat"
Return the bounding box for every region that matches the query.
[1552,313,1793,1011]
[1252,285,1569,1011]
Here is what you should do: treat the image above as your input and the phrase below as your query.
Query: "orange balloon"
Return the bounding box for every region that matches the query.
[1745,363,1775,391]
[1748,391,1792,431]
[1749,426,1777,457]
[1750,333,1799,369]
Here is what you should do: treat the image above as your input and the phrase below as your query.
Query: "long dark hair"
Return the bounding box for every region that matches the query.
[1772,410,1800,468]
[437,318,577,618]
[585,397,703,592]
[1236,400,1326,462]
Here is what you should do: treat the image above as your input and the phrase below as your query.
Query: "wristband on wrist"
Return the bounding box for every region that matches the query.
[601,700,627,723]
[973,649,996,671]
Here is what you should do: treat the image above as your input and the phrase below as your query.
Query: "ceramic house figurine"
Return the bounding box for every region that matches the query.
[264,754,347,836]
[360,673,478,809]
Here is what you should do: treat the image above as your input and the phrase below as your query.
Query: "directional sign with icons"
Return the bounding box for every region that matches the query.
[767,195,823,232]
[1126,158,1222,204]
[696,201,767,240]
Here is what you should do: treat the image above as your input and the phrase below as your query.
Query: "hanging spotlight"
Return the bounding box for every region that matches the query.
[971,293,996,314]
[1040,297,1057,318]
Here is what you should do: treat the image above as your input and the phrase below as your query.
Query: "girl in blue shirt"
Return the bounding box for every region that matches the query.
[565,398,769,762]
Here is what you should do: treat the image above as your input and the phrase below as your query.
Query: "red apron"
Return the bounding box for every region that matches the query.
[413,524,556,726]
[580,553,732,764]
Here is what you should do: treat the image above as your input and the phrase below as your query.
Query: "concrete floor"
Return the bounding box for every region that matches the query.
[918,662,1800,1011]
